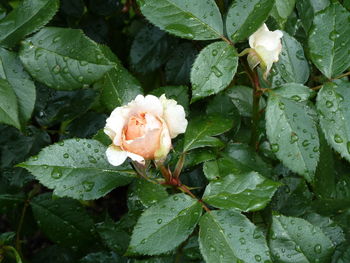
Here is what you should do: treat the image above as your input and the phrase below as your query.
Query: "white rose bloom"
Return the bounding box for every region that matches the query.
[104,94,187,166]
[248,23,283,77]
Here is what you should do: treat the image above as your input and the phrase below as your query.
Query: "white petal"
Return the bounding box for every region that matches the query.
[126,152,145,164]
[106,145,128,166]
[104,107,129,146]
[249,23,269,48]
[154,120,172,161]
[160,95,188,138]
[128,94,163,117]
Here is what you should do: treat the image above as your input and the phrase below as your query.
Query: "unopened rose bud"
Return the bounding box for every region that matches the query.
[104,94,188,166]
[247,23,283,78]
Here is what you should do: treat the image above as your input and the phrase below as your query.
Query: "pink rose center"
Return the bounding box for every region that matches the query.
[122,112,163,159]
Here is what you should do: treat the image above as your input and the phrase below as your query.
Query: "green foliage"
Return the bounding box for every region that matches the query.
[190,41,238,102]
[127,194,202,255]
[269,215,334,262]
[0,0,59,48]
[308,2,350,78]
[1,0,350,262]
[136,0,223,40]
[266,90,319,181]
[199,210,271,263]
[226,0,274,42]
[19,27,114,90]
[19,139,136,200]
[317,82,350,162]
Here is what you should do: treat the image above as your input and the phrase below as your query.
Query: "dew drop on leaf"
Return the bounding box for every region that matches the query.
[334,134,343,143]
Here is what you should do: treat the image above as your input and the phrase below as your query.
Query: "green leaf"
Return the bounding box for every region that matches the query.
[95,47,143,111]
[303,213,345,247]
[274,0,295,19]
[226,85,266,117]
[31,193,95,249]
[190,41,238,102]
[296,0,330,32]
[19,139,136,200]
[130,25,173,73]
[136,0,223,40]
[226,0,275,42]
[272,83,314,101]
[199,210,271,263]
[0,78,20,129]
[127,193,202,255]
[271,32,310,86]
[96,219,130,254]
[165,43,198,85]
[316,82,350,162]
[271,176,313,217]
[183,114,232,152]
[266,94,320,180]
[0,0,59,48]
[203,169,280,211]
[19,27,115,90]
[314,128,336,199]
[0,48,36,125]
[184,148,216,168]
[34,86,97,127]
[224,143,272,178]
[128,180,168,210]
[269,215,334,263]
[308,3,350,78]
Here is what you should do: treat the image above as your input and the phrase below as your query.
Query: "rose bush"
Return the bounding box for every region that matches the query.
[1,0,350,262]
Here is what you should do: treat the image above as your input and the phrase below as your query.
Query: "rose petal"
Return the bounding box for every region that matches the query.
[106,145,128,166]
[126,151,145,164]
[104,107,129,146]
[160,95,188,138]
[128,95,163,117]
[154,120,172,161]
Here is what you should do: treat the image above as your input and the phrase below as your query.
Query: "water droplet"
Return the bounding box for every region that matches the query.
[239,237,246,245]
[63,153,69,159]
[52,65,61,74]
[334,134,343,143]
[210,246,216,252]
[314,244,322,254]
[88,156,97,163]
[212,49,218,56]
[278,102,285,110]
[82,181,95,192]
[290,133,299,144]
[32,155,38,161]
[254,255,262,262]
[51,168,62,179]
[53,36,61,43]
[329,30,340,41]
[211,66,223,77]
[291,95,301,101]
[302,140,310,147]
[173,196,179,201]
[157,219,162,224]
[271,144,279,152]
[240,227,245,232]
[78,76,84,82]
[141,239,146,244]
[326,101,333,108]
[58,141,64,146]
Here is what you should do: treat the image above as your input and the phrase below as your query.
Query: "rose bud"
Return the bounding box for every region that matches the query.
[104,94,188,166]
[247,23,283,78]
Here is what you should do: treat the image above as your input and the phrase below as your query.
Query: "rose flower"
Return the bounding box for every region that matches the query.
[104,94,187,166]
